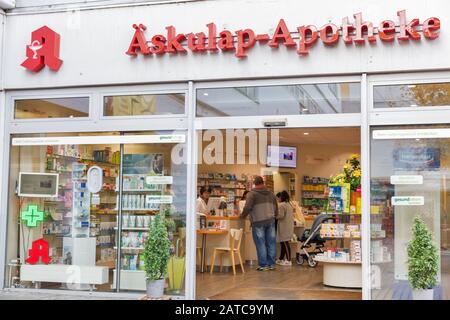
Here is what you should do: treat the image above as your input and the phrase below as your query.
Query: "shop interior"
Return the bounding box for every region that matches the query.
[195,127,363,300]
[6,130,187,294]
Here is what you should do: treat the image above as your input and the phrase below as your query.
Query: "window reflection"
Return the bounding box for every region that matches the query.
[197,83,361,117]
[15,98,89,119]
[104,94,185,116]
[374,83,450,108]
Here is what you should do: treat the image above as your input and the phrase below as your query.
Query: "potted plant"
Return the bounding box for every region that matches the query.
[407,215,439,300]
[143,214,171,298]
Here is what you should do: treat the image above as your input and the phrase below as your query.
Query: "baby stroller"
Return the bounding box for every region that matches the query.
[295,213,334,267]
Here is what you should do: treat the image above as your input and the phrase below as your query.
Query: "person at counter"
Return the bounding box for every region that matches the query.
[241,176,279,271]
[276,191,294,266]
[238,190,249,214]
[196,186,211,215]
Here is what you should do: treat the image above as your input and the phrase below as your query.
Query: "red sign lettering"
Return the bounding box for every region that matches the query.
[124,10,440,59]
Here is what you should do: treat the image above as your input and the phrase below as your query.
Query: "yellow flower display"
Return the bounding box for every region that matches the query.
[330,154,361,191]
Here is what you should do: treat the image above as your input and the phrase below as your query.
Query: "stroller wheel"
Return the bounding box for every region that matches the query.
[296,253,304,265]
[307,255,318,268]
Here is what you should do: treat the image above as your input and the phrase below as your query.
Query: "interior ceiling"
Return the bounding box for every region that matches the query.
[209,127,361,147]
[277,127,360,146]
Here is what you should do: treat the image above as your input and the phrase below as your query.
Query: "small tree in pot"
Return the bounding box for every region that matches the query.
[143,214,171,298]
[407,215,439,300]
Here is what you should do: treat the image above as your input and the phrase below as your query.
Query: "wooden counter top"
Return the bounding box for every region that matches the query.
[197,229,228,235]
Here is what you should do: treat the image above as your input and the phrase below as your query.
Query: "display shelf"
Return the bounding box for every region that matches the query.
[326,212,362,216]
[198,177,247,183]
[47,154,81,161]
[314,257,361,264]
[43,233,70,237]
[43,199,64,203]
[302,182,329,186]
[205,187,247,190]
[116,189,162,192]
[81,159,119,167]
[303,196,328,199]
[47,170,72,173]
[114,227,148,231]
[114,247,144,251]
[114,209,159,212]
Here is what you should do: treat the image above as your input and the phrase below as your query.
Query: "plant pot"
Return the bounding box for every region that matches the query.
[412,288,434,300]
[146,278,165,298]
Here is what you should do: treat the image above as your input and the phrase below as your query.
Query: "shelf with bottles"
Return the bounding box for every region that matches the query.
[118,174,169,192]
[81,159,119,168]
[302,196,328,204]
[92,209,158,215]
[198,172,249,182]
[114,227,149,231]
[302,185,328,192]
[302,175,330,185]
[46,153,81,161]
[71,163,91,237]
[120,252,146,272]
[315,241,362,263]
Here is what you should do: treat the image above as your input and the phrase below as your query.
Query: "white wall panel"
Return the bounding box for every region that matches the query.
[3,0,449,89]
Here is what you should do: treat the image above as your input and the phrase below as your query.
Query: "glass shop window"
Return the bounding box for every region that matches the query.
[103,94,185,117]
[14,97,90,119]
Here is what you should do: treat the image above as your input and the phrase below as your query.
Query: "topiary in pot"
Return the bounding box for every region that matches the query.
[143,214,171,298]
[407,215,439,300]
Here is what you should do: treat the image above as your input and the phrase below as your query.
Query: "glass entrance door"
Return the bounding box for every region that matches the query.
[116,131,187,296]
[370,125,450,300]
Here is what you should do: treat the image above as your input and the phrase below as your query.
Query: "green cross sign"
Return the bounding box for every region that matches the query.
[21,205,44,228]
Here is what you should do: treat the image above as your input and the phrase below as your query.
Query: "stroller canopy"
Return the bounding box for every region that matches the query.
[310,213,334,234]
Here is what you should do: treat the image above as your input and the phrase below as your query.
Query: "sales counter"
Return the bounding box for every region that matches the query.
[196,215,257,271]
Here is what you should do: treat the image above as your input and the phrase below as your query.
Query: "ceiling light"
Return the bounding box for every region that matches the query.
[203,93,209,96]
[303,132,310,136]
[407,85,416,88]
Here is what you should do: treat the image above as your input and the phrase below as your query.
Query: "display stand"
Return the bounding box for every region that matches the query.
[63,163,97,290]
[314,257,362,288]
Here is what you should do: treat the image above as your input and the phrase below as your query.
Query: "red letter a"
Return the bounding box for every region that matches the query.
[126,24,150,56]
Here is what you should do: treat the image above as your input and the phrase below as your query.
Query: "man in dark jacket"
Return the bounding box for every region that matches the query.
[241,176,279,271]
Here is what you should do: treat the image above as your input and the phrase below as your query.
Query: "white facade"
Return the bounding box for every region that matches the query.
[1,0,450,300]
[3,0,449,89]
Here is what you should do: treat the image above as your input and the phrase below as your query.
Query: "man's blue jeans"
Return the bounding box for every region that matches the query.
[252,221,276,268]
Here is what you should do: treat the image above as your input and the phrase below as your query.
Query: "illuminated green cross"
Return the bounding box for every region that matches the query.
[21,205,44,228]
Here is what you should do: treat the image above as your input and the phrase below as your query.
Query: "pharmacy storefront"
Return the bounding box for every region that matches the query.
[1,0,450,300]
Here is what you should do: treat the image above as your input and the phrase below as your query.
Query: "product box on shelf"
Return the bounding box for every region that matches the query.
[350,240,362,262]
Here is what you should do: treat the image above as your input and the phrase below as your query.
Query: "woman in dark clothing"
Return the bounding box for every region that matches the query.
[276,191,294,266]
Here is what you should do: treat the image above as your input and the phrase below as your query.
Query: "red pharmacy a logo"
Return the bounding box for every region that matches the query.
[26,239,50,265]
[21,26,63,72]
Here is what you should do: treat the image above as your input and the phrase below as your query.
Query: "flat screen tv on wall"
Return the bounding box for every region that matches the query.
[267,145,297,168]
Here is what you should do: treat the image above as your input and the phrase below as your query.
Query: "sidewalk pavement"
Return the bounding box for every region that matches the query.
[0,290,138,300]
